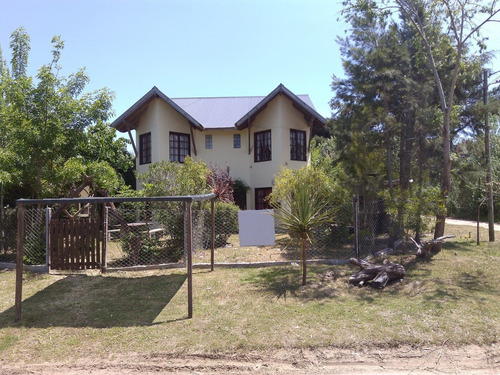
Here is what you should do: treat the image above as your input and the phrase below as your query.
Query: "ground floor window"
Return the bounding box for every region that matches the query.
[255,187,272,210]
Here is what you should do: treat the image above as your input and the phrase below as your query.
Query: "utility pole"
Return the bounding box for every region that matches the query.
[484,70,495,242]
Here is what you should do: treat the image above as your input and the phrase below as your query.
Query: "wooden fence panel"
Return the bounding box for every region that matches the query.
[49,218,102,270]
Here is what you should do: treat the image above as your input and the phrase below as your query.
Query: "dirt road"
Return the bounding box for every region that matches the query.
[1,345,498,374]
[446,217,500,231]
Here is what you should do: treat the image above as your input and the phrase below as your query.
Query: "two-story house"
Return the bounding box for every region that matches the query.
[111,84,326,209]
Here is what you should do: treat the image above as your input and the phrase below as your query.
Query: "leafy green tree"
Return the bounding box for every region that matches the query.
[138,157,210,197]
[0,28,132,201]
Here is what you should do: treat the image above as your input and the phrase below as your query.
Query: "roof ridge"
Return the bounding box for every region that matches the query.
[171,94,310,101]
[172,95,267,100]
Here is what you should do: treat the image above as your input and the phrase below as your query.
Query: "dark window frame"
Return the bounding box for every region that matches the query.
[139,132,152,165]
[255,187,272,210]
[290,129,307,161]
[169,131,190,163]
[254,130,271,162]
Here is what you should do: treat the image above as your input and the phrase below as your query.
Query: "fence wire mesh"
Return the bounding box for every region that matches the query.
[24,207,47,266]
[0,207,17,263]
[107,204,188,268]
[5,196,465,269]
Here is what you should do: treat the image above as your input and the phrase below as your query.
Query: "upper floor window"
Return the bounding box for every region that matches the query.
[139,132,152,165]
[205,134,213,149]
[233,134,241,149]
[169,132,190,163]
[254,130,271,162]
[290,129,306,161]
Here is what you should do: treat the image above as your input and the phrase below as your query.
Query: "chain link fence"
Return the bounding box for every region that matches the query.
[0,206,47,265]
[107,203,190,268]
[1,197,399,269]
[0,207,17,263]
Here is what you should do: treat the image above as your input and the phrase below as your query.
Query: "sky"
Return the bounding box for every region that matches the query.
[1,0,499,129]
[0,0,348,123]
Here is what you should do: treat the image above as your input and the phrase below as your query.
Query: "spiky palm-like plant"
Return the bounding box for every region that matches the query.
[272,182,333,286]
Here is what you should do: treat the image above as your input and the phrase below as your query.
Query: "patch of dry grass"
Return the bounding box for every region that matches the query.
[0,222,498,363]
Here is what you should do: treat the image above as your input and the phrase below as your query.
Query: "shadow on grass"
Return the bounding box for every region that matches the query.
[0,273,186,328]
[243,265,353,300]
[442,241,475,252]
[243,266,303,300]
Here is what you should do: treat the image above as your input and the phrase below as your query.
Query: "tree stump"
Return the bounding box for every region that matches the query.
[411,235,456,258]
[349,257,405,289]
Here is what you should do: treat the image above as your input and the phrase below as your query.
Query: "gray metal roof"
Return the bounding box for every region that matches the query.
[172,93,315,129]
[111,84,325,132]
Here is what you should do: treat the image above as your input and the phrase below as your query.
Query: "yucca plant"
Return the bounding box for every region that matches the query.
[272,178,334,286]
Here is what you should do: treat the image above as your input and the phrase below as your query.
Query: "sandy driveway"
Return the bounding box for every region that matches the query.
[1,345,498,374]
[446,217,500,231]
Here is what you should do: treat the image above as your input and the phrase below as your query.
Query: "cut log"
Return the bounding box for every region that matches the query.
[349,257,405,288]
[412,235,456,258]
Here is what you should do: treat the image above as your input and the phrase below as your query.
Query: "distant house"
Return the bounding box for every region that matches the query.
[111,84,326,210]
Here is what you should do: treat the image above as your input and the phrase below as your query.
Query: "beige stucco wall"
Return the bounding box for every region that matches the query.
[135,95,311,209]
[194,129,250,184]
[245,94,310,208]
[135,100,159,177]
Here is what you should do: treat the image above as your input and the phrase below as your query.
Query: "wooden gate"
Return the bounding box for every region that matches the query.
[49,217,103,270]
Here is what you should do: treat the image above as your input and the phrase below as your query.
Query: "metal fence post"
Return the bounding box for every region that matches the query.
[353,195,359,259]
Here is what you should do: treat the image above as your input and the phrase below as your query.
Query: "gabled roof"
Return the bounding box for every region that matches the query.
[111,84,326,132]
[111,86,204,132]
[235,84,326,130]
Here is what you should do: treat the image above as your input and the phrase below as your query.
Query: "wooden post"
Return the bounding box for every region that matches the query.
[102,206,108,272]
[15,204,25,322]
[211,199,215,272]
[45,206,51,272]
[186,202,193,319]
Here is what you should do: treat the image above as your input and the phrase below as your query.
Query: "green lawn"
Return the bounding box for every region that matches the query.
[0,224,498,363]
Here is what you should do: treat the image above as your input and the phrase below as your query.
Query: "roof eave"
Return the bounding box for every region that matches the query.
[110,86,204,133]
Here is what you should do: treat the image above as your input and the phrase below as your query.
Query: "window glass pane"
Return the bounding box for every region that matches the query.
[233,134,241,148]
[255,187,272,210]
[290,129,306,161]
[205,134,212,149]
[139,132,151,165]
[254,130,271,162]
[169,132,190,162]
